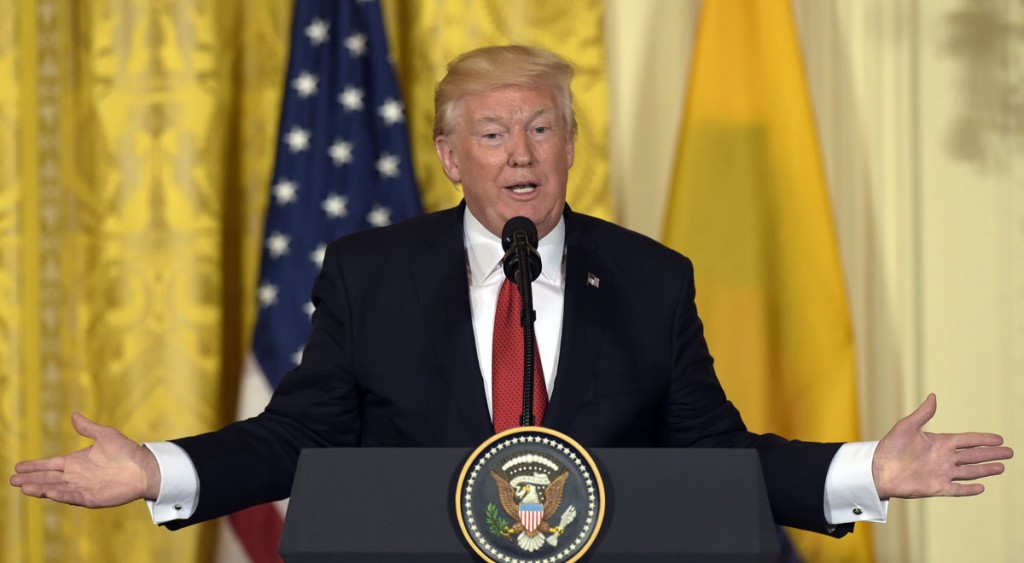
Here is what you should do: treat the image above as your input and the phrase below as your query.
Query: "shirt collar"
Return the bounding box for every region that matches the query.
[464,207,565,286]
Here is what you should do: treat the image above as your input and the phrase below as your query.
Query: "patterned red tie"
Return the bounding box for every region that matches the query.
[492,278,547,433]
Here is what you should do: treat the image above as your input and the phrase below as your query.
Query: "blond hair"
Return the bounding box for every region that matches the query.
[433,45,577,140]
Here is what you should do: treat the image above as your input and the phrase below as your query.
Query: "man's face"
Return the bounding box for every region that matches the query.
[434,85,575,239]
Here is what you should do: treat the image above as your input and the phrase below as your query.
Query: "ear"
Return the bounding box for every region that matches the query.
[565,135,575,170]
[434,136,461,184]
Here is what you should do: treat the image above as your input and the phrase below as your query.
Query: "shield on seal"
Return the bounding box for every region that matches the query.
[519,503,543,532]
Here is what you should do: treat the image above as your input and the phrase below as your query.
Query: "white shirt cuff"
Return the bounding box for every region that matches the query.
[143,441,200,524]
[824,441,889,524]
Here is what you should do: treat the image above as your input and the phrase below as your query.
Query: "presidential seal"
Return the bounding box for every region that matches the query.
[456,427,605,562]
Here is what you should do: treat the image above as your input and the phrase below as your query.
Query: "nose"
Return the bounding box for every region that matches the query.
[508,131,534,167]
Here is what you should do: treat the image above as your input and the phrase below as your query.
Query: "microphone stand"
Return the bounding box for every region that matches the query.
[512,231,538,427]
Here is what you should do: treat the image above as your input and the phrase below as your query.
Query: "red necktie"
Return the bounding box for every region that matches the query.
[492,278,547,432]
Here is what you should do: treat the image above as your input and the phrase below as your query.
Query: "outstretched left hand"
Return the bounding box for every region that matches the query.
[872,394,1013,500]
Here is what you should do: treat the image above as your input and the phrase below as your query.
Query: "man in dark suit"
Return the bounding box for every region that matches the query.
[10,46,1012,538]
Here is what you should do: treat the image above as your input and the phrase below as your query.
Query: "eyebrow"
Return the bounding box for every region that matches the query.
[472,106,556,127]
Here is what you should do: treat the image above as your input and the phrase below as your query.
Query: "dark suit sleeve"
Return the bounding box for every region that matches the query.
[661,255,852,537]
[165,241,361,528]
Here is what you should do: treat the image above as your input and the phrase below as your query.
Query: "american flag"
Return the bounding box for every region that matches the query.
[224,1,421,561]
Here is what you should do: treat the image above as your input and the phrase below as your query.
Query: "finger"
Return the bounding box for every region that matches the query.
[20,484,86,506]
[41,488,86,506]
[950,432,1005,449]
[10,470,68,487]
[17,483,51,498]
[956,445,1014,465]
[953,462,1005,482]
[13,456,66,474]
[945,482,985,497]
[71,412,103,440]
[900,393,937,431]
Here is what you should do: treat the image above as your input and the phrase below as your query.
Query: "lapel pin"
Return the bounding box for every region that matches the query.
[586,272,600,288]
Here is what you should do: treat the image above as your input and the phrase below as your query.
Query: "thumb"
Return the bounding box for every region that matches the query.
[70,412,102,440]
[901,393,937,431]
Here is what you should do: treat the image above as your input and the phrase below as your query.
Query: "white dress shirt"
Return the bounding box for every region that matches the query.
[147,208,887,526]
[464,209,565,412]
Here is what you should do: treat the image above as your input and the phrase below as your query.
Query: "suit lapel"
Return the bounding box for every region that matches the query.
[544,212,607,432]
[411,206,493,443]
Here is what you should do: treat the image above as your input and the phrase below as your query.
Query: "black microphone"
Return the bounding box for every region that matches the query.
[501,217,542,284]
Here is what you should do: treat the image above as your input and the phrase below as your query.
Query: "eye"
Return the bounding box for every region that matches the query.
[533,126,550,134]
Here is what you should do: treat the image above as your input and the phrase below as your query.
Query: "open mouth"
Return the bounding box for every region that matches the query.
[507,183,538,194]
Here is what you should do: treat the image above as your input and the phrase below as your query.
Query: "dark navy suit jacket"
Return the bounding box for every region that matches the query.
[171,204,850,536]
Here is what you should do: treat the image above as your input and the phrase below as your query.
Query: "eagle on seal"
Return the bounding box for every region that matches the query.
[490,469,577,552]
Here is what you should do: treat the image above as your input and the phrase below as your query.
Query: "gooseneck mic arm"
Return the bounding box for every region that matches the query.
[500,217,542,427]
[513,230,538,427]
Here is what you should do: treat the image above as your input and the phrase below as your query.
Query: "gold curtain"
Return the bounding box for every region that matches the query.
[0,1,292,562]
[381,0,613,221]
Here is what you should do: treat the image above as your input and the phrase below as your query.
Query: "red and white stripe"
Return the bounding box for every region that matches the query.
[215,353,288,563]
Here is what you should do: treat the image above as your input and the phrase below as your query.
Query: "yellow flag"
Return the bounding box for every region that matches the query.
[380,0,613,221]
[664,1,871,560]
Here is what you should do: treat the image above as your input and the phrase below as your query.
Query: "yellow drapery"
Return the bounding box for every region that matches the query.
[663,0,872,561]
[381,0,613,221]
[0,1,292,561]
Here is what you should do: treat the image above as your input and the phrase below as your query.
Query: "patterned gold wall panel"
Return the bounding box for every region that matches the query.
[0,1,292,562]
[0,0,26,560]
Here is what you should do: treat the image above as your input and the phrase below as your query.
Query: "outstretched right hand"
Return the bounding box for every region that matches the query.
[9,412,161,508]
